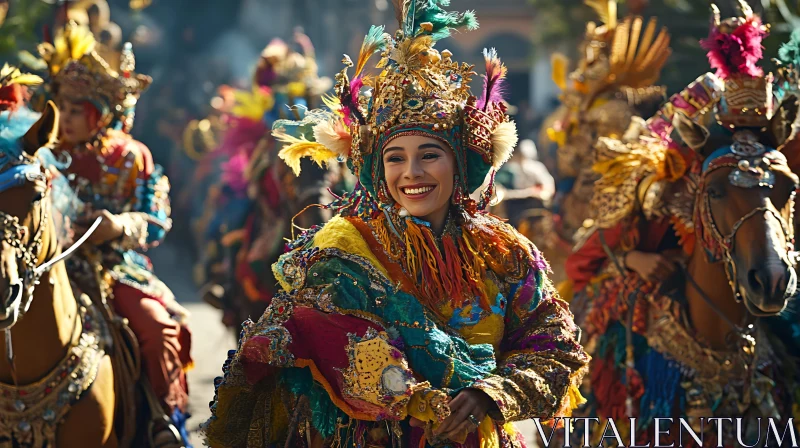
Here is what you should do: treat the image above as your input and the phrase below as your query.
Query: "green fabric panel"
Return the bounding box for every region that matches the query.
[305,253,497,390]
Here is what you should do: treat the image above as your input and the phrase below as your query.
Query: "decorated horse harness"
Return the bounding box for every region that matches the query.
[0,154,108,447]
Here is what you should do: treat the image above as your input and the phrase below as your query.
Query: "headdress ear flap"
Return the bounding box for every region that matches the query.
[23,101,59,155]
[671,110,711,158]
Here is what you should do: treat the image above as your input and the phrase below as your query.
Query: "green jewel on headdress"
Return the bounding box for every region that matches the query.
[272,0,518,211]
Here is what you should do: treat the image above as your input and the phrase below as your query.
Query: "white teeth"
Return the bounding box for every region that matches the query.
[403,186,434,195]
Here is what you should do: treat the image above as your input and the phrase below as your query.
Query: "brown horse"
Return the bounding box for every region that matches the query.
[574,99,800,446]
[0,103,117,447]
[673,108,798,350]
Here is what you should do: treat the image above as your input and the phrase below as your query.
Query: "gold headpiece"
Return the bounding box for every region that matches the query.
[572,0,671,101]
[39,22,151,126]
[273,1,518,205]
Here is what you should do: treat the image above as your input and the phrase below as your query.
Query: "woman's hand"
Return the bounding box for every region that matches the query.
[432,389,497,440]
[75,210,124,245]
[623,250,677,283]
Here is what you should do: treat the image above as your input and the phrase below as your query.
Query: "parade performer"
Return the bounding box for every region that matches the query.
[567,3,800,445]
[38,23,192,446]
[547,0,671,246]
[539,0,672,294]
[203,2,589,446]
[199,34,331,328]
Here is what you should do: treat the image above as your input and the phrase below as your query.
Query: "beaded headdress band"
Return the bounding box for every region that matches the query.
[273,0,518,211]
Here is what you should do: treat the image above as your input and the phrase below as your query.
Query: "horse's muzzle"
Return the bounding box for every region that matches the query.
[743,263,796,315]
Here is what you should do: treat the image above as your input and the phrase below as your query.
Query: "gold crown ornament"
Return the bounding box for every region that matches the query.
[570,0,671,109]
[39,22,151,131]
[700,2,773,129]
[272,0,518,212]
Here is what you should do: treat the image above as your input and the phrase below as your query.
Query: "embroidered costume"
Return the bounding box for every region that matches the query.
[38,23,193,444]
[566,4,800,445]
[204,2,589,447]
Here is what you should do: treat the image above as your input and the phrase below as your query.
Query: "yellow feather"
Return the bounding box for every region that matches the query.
[10,74,44,86]
[0,63,14,79]
[585,0,617,29]
[232,87,275,121]
[275,133,338,176]
[551,53,569,91]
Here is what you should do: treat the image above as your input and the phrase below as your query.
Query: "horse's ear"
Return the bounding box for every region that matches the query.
[671,110,711,157]
[770,95,799,148]
[22,100,59,155]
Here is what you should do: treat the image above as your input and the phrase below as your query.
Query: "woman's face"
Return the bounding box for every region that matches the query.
[382,134,455,225]
[57,99,98,146]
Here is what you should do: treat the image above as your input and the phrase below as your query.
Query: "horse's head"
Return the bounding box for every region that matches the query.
[674,103,799,316]
[0,101,59,330]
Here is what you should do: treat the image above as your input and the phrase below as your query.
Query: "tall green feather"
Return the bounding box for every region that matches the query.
[403,0,479,41]
[779,29,800,68]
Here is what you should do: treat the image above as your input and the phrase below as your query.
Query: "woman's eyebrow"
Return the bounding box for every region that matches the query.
[383,146,403,155]
[418,143,444,150]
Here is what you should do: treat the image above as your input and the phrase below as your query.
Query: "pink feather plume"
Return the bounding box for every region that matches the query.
[340,77,365,126]
[701,16,767,80]
[478,48,508,111]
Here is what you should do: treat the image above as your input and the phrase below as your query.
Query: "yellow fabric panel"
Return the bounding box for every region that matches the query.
[311,216,389,277]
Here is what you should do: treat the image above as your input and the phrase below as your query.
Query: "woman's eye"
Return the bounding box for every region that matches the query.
[422,153,440,160]
[385,156,403,163]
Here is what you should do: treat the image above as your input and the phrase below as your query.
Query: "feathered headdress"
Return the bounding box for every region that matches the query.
[776,28,800,89]
[274,0,517,211]
[700,2,773,127]
[40,22,151,130]
[700,2,768,80]
[0,64,43,113]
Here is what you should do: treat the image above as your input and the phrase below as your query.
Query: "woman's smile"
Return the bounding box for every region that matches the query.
[400,184,437,199]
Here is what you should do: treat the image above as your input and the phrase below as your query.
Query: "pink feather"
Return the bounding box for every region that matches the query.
[340,77,365,126]
[221,150,251,193]
[478,48,508,111]
[701,16,767,80]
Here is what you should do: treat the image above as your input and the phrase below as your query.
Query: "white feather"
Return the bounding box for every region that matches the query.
[312,119,352,159]
[491,120,518,168]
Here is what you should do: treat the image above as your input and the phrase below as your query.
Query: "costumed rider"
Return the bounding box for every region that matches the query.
[38,23,193,447]
[203,1,589,446]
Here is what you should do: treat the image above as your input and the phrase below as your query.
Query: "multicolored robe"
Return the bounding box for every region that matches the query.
[205,213,589,447]
[63,129,176,300]
[62,129,193,421]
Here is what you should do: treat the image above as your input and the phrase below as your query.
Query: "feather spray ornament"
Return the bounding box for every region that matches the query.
[478,48,508,111]
[778,28,800,69]
[700,5,768,80]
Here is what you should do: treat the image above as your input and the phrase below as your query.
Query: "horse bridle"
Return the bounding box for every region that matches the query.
[698,146,798,304]
[0,161,101,324]
[0,163,48,321]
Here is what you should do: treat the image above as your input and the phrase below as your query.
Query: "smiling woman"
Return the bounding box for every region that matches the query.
[204,1,589,447]
[382,135,455,233]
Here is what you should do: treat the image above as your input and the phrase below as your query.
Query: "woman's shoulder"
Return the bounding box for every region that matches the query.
[100,130,154,171]
[466,213,549,273]
[272,216,390,292]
